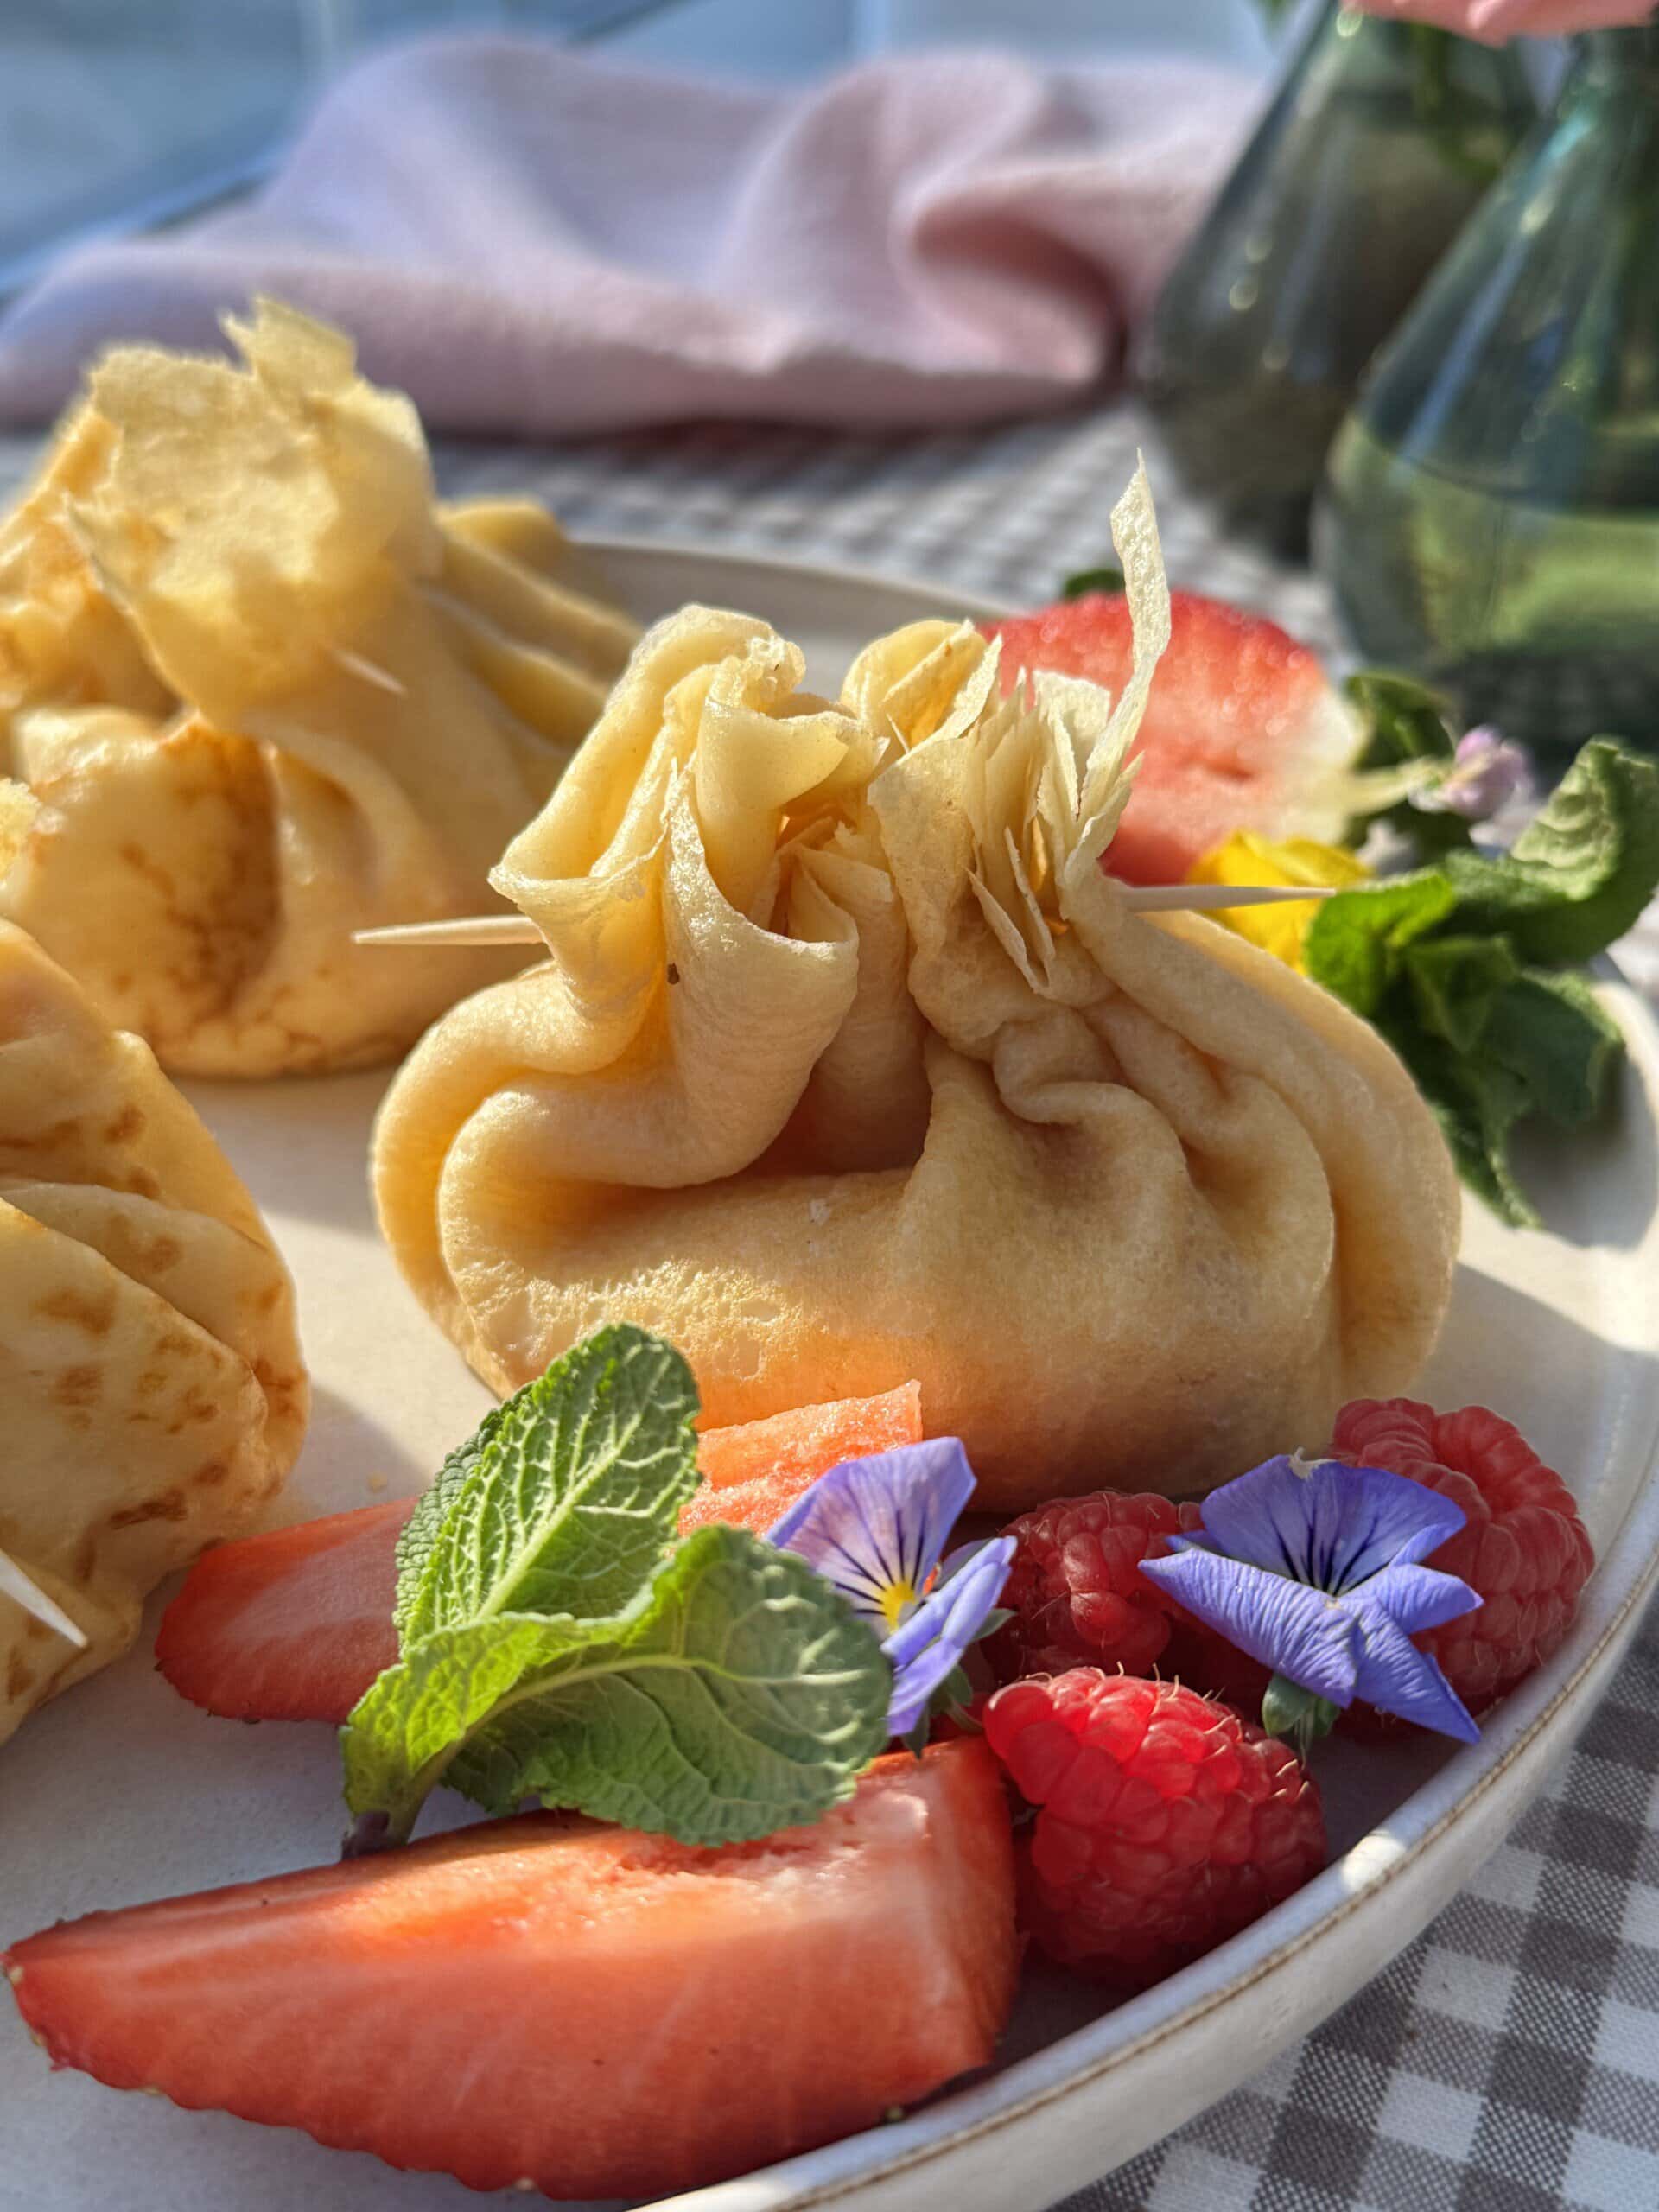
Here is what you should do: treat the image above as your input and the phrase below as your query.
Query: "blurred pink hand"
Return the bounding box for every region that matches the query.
[1355,0,1653,39]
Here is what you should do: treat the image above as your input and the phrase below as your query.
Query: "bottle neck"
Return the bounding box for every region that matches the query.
[1302,6,1531,101]
[1321,5,1436,67]
[1576,20,1659,84]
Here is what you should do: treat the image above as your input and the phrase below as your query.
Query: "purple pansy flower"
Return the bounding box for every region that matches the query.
[1412,727,1532,822]
[1141,1454,1483,1745]
[768,1440,1014,1740]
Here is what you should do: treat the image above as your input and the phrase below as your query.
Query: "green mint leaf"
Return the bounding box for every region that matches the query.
[1344,671,1458,777]
[342,1610,602,1837]
[1342,670,1469,856]
[394,1325,700,1649]
[1400,933,1518,1054]
[1480,969,1624,1130]
[448,1529,891,1837]
[392,1403,512,1641]
[1060,564,1125,600]
[1440,1068,1538,1230]
[1302,871,1458,1016]
[393,1318,698,1654]
[1441,741,1659,965]
[1393,1028,1539,1230]
[1301,754,1643,1225]
[345,1525,892,1847]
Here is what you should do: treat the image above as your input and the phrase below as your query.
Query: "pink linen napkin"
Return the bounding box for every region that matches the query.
[0,37,1252,435]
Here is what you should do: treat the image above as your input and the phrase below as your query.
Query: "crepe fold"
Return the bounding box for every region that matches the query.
[372,468,1459,1509]
[0,925,306,1745]
[0,301,639,1076]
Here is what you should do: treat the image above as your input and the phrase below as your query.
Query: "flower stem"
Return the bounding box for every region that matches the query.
[340,1809,393,1859]
[1262,1675,1342,1757]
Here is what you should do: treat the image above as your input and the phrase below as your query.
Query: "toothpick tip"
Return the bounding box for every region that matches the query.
[0,1551,89,1649]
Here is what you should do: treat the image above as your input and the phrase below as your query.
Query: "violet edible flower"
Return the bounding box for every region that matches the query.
[1412,727,1532,822]
[768,1440,1014,1742]
[1141,1453,1482,1746]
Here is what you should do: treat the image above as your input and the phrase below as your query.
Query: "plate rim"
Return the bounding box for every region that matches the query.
[548,544,1659,2212]
[576,531,1023,628]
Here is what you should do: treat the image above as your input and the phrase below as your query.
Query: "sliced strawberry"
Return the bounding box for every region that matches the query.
[158,1384,925,1725]
[5,1741,1016,2201]
[982,590,1360,884]
[154,1498,411,1724]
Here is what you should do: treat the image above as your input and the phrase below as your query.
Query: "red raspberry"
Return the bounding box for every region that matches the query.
[1333,1398,1593,1712]
[988,1493,1189,1681]
[983,1669,1325,1988]
[988,1492,1272,1716]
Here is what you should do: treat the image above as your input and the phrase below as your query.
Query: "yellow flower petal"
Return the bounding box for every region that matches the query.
[1187,832,1371,971]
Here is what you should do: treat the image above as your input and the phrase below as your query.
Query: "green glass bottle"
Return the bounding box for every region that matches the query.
[1318,21,1659,762]
[1139,3,1535,558]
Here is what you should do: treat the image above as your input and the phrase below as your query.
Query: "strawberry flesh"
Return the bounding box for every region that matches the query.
[155,1499,410,1723]
[5,1741,1016,2201]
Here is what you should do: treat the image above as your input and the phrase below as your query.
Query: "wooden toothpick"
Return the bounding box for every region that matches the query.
[0,1549,88,1649]
[1120,884,1339,914]
[353,883,1335,950]
[355,915,543,948]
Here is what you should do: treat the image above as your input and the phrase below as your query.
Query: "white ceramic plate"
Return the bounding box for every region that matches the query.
[4,543,1659,2212]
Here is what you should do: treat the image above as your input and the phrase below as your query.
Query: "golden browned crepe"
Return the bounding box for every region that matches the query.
[0,301,639,1076]
[371,468,1459,1510]
[0,918,307,1745]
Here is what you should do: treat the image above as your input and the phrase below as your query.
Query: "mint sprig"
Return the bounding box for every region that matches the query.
[346,1528,888,1846]
[342,1326,893,1851]
[1305,739,1658,1227]
[1440,741,1659,966]
[394,1325,700,1645]
[1342,671,1471,860]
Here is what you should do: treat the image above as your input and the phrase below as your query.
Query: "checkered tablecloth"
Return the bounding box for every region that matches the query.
[3,397,1656,2212]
